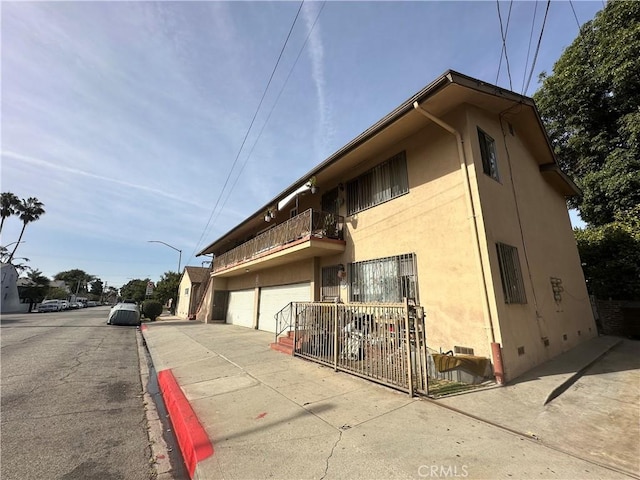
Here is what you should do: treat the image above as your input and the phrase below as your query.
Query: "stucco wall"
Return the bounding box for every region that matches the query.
[328,114,492,359]
[175,273,192,319]
[465,106,596,380]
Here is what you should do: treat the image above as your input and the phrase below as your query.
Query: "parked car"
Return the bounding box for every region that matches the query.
[60,300,69,310]
[37,300,63,312]
[107,303,141,326]
[87,301,98,307]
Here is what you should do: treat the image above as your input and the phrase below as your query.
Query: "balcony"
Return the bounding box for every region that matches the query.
[212,209,346,277]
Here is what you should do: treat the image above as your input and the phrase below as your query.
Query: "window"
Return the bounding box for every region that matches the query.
[184,288,189,295]
[478,128,499,181]
[346,151,409,215]
[349,253,417,303]
[496,243,526,304]
[321,265,341,301]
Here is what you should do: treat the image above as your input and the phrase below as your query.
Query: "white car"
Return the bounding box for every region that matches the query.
[37,300,63,312]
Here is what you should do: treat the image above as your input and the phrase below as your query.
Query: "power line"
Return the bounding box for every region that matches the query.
[187,1,305,265]
[495,0,514,90]
[216,2,327,227]
[520,1,539,94]
[568,0,582,31]
[523,0,551,95]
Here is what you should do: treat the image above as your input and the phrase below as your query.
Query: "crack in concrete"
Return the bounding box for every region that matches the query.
[319,430,343,480]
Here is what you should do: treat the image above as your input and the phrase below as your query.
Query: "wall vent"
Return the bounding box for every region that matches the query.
[454,346,474,355]
[517,346,525,356]
[542,337,550,347]
[563,334,568,341]
[578,330,581,336]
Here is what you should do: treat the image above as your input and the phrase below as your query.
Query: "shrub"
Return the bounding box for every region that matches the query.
[142,300,163,321]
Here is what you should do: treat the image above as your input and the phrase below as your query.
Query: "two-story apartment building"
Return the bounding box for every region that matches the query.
[196,70,596,383]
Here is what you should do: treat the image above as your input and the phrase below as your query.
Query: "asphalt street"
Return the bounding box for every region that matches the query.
[1,307,155,480]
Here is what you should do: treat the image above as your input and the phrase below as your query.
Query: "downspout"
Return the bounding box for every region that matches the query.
[412,101,504,384]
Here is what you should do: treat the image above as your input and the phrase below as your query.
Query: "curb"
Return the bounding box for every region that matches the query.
[141,325,214,479]
[543,338,623,405]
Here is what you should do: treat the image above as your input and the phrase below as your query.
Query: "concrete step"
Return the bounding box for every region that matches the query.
[269,342,293,355]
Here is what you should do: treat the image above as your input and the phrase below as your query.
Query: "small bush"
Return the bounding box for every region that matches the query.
[143,300,163,321]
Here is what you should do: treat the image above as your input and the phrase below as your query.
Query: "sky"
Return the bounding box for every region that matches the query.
[1,0,602,290]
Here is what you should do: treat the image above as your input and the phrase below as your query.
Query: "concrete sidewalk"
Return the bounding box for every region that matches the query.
[141,320,638,480]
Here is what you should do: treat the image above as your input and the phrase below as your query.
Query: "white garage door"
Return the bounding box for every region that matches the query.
[258,283,310,333]
[226,289,255,329]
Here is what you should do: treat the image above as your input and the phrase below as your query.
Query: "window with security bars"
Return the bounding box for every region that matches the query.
[349,253,417,303]
[478,128,499,181]
[496,243,527,304]
[321,265,341,301]
[346,151,409,215]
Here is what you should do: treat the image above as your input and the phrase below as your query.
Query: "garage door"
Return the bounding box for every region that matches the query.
[258,283,310,333]
[226,289,255,329]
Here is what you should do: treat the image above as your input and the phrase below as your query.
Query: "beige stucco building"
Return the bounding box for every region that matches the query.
[176,266,210,320]
[196,71,596,382]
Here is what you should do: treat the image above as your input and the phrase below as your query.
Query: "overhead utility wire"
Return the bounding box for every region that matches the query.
[520,1,539,94]
[523,0,551,96]
[568,0,582,31]
[495,0,514,91]
[216,2,327,224]
[187,1,305,264]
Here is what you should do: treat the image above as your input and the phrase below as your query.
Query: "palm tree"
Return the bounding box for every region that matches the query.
[8,197,45,263]
[0,192,20,235]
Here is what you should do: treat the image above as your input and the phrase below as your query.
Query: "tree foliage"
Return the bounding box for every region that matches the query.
[153,271,180,313]
[119,278,150,304]
[18,268,50,306]
[54,269,95,294]
[8,197,45,262]
[0,192,20,235]
[533,1,640,226]
[574,206,640,300]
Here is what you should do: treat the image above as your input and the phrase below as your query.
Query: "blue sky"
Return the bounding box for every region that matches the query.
[1,1,600,289]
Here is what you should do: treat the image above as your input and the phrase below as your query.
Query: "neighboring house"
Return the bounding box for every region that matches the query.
[49,280,69,292]
[195,70,596,383]
[176,266,211,319]
[1,263,29,313]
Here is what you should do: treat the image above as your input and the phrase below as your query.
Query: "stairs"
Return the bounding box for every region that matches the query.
[270,330,296,355]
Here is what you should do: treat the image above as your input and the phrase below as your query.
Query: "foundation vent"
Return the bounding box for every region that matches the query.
[542,337,550,347]
[563,334,568,341]
[454,346,474,355]
[517,346,525,356]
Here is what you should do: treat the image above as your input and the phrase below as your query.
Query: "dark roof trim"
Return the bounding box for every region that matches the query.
[540,163,582,196]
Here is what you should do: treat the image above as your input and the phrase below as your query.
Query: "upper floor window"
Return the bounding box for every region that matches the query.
[478,128,500,181]
[346,151,409,215]
[496,242,527,304]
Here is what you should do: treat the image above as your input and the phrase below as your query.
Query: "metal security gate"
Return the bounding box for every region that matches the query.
[290,300,428,396]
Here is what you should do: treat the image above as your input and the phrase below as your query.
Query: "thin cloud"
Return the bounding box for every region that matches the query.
[2,150,206,210]
[302,4,334,156]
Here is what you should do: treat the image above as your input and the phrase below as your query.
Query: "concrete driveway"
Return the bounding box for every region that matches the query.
[439,338,640,477]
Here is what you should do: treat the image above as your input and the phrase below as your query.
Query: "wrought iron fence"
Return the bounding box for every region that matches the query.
[290,300,428,396]
[213,209,344,272]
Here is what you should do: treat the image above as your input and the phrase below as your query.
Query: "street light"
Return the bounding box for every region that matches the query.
[147,240,182,273]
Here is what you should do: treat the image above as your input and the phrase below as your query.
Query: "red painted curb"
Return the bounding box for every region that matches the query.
[157,369,214,479]
[140,324,147,331]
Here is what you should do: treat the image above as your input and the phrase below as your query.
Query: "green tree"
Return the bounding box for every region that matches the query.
[8,197,45,262]
[54,269,95,295]
[574,206,640,300]
[47,287,70,300]
[119,278,150,304]
[0,192,20,235]
[18,268,50,311]
[533,1,640,226]
[90,279,104,297]
[153,271,180,314]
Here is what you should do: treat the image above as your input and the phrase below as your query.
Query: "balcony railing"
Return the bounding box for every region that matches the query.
[213,209,344,272]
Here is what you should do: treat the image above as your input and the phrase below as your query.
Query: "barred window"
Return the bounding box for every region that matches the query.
[478,128,499,181]
[349,253,417,303]
[346,151,409,215]
[496,243,527,304]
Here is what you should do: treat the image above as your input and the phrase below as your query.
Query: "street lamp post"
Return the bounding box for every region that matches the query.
[147,240,182,274]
